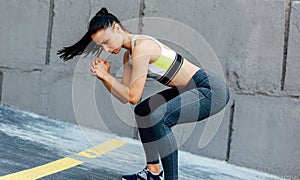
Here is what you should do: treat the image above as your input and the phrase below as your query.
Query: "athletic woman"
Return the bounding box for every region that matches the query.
[58,7,230,180]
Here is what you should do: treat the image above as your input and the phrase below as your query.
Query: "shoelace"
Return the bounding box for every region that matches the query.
[137,168,149,177]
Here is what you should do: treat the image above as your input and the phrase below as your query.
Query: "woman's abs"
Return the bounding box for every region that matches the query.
[167,58,200,87]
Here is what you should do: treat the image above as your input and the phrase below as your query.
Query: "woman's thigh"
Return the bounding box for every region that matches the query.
[150,87,211,128]
[134,87,180,118]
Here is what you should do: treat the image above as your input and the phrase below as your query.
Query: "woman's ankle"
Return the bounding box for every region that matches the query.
[146,164,161,174]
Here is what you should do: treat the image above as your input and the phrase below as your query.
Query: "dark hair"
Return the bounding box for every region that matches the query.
[57,7,123,61]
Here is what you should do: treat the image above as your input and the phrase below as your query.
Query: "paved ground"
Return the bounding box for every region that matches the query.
[0,104,287,180]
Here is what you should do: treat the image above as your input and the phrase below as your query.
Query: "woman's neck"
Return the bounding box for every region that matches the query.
[121,31,134,52]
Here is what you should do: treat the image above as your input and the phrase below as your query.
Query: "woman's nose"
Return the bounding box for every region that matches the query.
[102,46,110,53]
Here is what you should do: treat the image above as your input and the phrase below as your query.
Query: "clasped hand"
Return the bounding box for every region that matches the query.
[90,58,110,80]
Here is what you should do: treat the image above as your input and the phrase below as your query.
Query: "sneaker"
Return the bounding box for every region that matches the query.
[122,167,163,180]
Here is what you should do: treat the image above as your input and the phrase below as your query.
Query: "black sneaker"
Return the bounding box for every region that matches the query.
[122,167,163,180]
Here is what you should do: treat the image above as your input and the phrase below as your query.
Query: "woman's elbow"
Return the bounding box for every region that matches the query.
[129,98,139,105]
[118,95,140,104]
[128,95,141,105]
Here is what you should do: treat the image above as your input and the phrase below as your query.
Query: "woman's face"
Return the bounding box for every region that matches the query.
[91,25,123,54]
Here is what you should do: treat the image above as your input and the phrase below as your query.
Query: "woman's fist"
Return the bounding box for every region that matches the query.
[91,58,110,80]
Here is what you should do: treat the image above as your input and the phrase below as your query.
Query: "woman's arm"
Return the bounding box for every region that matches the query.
[91,58,128,103]
[121,50,132,86]
[100,78,129,103]
[93,45,150,104]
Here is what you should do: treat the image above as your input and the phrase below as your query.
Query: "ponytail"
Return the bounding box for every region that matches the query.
[57,32,94,61]
[57,7,120,61]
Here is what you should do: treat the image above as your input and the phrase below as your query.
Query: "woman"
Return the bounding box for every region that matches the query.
[58,7,230,180]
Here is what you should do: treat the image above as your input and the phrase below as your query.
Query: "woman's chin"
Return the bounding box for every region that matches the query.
[112,48,121,54]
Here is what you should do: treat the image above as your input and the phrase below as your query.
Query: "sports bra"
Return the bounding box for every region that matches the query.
[131,35,184,85]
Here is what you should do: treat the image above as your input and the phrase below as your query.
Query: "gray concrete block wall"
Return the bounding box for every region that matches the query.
[46,0,94,124]
[0,0,300,179]
[230,95,300,178]
[0,0,49,68]
[1,70,42,113]
[285,1,300,94]
[0,0,49,113]
[39,65,76,123]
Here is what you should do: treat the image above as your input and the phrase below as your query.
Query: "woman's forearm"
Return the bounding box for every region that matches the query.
[101,76,129,103]
[121,50,132,86]
[95,51,148,105]
[122,64,132,86]
[101,73,134,104]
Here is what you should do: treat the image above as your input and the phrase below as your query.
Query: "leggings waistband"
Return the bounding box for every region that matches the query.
[183,68,210,90]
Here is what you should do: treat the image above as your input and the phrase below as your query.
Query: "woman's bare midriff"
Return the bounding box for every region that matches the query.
[167,58,200,87]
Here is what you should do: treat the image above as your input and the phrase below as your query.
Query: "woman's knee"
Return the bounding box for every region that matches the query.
[134,100,151,117]
[134,93,169,117]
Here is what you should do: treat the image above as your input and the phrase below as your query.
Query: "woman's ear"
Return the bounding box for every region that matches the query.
[113,23,122,32]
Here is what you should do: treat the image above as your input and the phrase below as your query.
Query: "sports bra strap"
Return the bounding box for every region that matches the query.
[131,35,167,52]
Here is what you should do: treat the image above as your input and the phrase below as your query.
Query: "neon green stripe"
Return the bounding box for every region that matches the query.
[152,55,173,71]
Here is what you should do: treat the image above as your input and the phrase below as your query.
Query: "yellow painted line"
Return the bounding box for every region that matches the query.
[76,138,126,158]
[0,157,83,180]
[0,139,126,179]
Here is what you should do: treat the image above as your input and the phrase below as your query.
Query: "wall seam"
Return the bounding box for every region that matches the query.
[45,0,55,65]
[0,71,3,103]
[235,91,300,99]
[281,0,292,90]
[226,100,235,162]
[138,0,145,34]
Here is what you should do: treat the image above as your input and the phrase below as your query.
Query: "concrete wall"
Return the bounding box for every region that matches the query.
[286,0,300,95]
[0,0,299,178]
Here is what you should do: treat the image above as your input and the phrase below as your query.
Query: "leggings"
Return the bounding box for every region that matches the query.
[134,69,230,180]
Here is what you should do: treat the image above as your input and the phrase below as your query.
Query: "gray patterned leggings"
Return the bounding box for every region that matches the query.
[134,69,230,180]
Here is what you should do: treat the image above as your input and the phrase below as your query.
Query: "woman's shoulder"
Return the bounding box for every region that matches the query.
[132,35,161,57]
